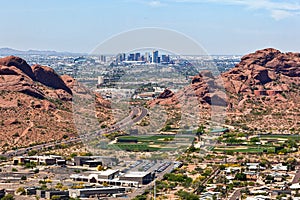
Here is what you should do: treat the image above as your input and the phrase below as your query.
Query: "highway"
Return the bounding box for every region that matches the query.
[0,106,148,159]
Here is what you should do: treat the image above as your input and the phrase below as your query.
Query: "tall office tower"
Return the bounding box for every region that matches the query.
[145,52,150,62]
[100,55,106,63]
[152,50,158,63]
[161,55,170,63]
[128,53,135,61]
[98,76,104,85]
[135,53,141,61]
[121,53,126,61]
[116,53,125,63]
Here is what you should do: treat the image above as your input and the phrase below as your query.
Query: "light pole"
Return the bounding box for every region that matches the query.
[153,180,156,200]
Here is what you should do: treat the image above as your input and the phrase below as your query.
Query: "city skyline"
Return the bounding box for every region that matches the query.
[0,0,300,55]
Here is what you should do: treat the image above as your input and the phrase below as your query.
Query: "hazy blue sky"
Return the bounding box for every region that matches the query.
[0,0,300,55]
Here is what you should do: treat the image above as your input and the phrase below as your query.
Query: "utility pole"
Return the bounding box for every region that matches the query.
[224,150,227,164]
[153,180,156,200]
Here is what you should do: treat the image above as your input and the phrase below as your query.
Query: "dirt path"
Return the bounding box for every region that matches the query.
[14,121,34,144]
[53,110,62,122]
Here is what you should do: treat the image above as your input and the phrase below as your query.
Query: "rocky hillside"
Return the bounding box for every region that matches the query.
[0,56,76,151]
[223,48,299,94]
[149,48,300,132]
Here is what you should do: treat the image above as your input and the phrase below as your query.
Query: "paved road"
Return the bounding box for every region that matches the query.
[229,188,242,200]
[292,165,300,183]
[193,168,220,194]
[82,107,147,138]
[0,106,148,159]
[204,168,220,185]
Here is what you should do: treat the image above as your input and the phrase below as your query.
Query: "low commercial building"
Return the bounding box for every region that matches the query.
[24,187,38,195]
[69,187,126,198]
[13,156,26,165]
[45,191,69,199]
[83,160,103,168]
[36,190,69,199]
[290,183,300,195]
[74,156,96,166]
[73,156,117,167]
[200,192,221,200]
[13,155,66,166]
[95,169,119,180]
[271,163,288,171]
[80,170,120,183]
[120,171,154,184]
[38,156,56,165]
[36,190,46,198]
[271,190,291,196]
[0,189,5,199]
[246,163,266,171]
[246,195,270,200]
[244,171,258,181]
[70,173,139,187]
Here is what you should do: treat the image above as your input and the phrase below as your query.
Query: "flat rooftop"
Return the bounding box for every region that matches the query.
[90,169,120,176]
[69,186,124,192]
[123,171,151,178]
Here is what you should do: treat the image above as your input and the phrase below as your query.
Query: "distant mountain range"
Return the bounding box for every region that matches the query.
[0,47,84,56]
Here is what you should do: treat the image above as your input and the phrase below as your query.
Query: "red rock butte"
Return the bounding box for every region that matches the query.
[0,56,73,99]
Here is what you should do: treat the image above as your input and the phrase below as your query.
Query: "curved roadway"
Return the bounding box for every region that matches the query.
[0,106,148,159]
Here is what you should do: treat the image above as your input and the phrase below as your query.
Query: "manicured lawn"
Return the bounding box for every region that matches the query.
[117,135,175,141]
[109,134,193,152]
[213,146,276,153]
[108,143,177,151]
[259,134,300,140]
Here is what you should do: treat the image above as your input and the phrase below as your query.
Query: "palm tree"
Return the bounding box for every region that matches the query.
[196,125,205,141]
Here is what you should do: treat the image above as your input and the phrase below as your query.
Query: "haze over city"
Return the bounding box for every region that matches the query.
[1,0,300,55]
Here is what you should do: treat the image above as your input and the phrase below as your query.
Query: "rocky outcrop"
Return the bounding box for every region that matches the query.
[0,56,78,149]
[265,52,300,77]
[149,71,225,107]
[150,48,300,108]
[239,48,281,67]
[146,48,300,132]
[157,89,174,99]
[0,66,45,99]
[32,64,72,94]
[0,56,35,80]
[223,48,300,95]
[61,75,75,89]
[95,93,111,108]
[0,56,73,99]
